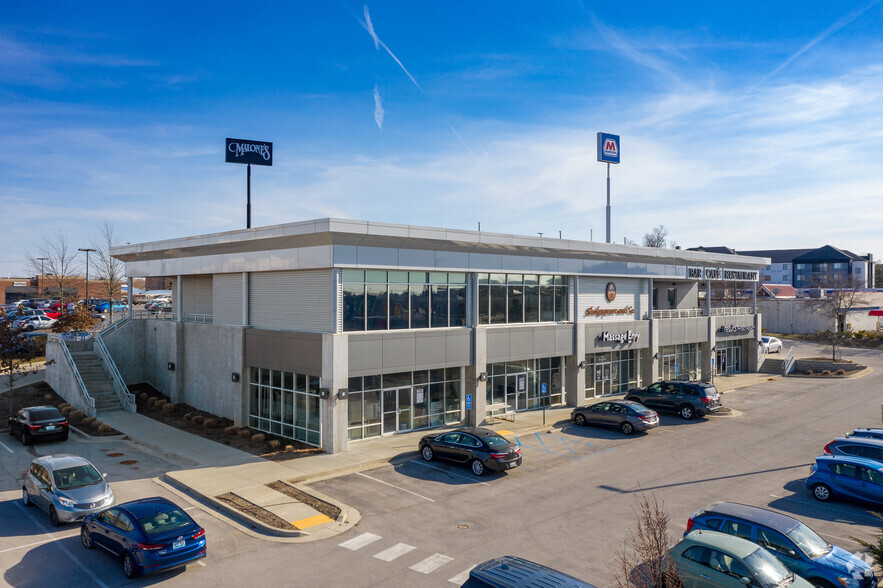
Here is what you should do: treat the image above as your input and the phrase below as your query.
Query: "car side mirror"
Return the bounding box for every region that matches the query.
[738,577,751,586]
[102,473,107,478]
[786,549,797,558]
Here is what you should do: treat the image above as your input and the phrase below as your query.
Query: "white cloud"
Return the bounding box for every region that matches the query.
[373,84,385,129]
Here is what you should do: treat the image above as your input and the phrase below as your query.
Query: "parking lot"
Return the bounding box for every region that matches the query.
[2,340,882,586]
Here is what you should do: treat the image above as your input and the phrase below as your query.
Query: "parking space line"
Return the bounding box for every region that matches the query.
[448,565,476,584]
[551,434,578,457]
[410,461,490,486]
[0,532,78,554]
[197,560,207,567]
[356,472,436,501]
[534,433,551,453]
[0,440,14,453]
[14,503,110,588]
[339,532,382,551]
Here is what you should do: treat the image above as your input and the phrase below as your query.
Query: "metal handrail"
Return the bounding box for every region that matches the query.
[184,313,213,324]
[710,307,752,316]
[98,315,131,338]
[782,347,796,375]
[94,332,137,412]
[48,333,96,416]
[132,309,177,321]
[652,308,707,319]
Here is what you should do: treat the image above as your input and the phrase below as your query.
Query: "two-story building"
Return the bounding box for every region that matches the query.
[106,218,769,454]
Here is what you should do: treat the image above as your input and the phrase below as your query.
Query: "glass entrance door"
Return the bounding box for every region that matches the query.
[715,349,727,375]
[504,373,528,411]
[662,354,676,380]
[594,362,612,395]
[382,387,412,434]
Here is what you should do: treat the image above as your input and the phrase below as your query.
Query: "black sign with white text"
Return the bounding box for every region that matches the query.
[225,138,273,166]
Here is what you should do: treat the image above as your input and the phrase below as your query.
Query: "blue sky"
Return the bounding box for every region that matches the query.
[2,1,882,277]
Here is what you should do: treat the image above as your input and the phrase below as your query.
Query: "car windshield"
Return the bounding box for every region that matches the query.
[786,523,831,558]
[483,434,510,448]
[30,408,62,421]
[744,547,793,587]
[53,464,102,489]
[138,508,192,535]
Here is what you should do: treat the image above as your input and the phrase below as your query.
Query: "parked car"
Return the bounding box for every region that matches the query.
[807,454,883,505]
[571,400,659,435]
[94,301,127,313]
[13,315,56,331]
[686,501,876,588]
[22,455,116,526]
[824,436,883,464]
[465,556,597,587]
[848,428,883,441]
[419,427,522,476]
[671,530,812,587]
[8,405,69,445]
[625,380,722,420]
[80,496,206,578]
[761,336,783,353]
[14,332,48,355]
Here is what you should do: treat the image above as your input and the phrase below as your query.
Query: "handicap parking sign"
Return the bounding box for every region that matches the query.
[541,382,547,395]
[466,394,472,410]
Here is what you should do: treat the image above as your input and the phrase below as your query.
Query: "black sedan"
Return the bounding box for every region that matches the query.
[8,405,69,445]
[419,427,522,476]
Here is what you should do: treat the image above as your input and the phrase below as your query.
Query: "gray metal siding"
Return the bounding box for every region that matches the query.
[656,317,709,345]
[249,270,333,333]
[485,324,574,363]
[183,275,213,315]
[347,329,473,376]
[213,273,243,325]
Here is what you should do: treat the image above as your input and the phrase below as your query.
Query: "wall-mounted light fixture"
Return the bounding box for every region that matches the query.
[478,372,488,382]
[318,387,330,398]
[337,388,349,400]
[231,372,240,382]
[653,353,658,360]
[167,362,175,371]
[578,361,587,370]
[711,346,715,352]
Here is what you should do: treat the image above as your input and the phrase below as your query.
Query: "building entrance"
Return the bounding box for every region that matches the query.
[382,387,412,434]
[594,362,612,396]
[504,372,528,411]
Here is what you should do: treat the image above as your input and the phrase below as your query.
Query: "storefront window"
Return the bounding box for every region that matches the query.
[478,273,569,325]
[658,344,701,381]
[484,357,565,415]
[584,350,640,398]
[248,367,321,447]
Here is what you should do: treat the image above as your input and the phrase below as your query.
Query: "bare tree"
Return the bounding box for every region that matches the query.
[91,220,125,321]
[805,274,870,361]
[51,305,99,335]
[642,226,669,248]
[613,492,683,588]
[25,233,80,305]
[1,312,43,419]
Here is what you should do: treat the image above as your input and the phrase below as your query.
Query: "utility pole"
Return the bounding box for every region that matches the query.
[78,248,96,307]
[36,257,48,297]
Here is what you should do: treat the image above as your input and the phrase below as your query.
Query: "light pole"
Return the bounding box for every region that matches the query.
[36,257,48,298]
[78,248,96,307]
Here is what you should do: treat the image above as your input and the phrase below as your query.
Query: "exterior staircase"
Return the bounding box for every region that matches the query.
[758,356,785,375]
[69,350,123,413]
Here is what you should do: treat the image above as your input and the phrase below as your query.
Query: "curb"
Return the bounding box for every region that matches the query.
[157,474,361,544]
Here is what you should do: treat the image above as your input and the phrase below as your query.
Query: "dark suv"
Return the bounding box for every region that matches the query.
[625,380,721,419]
[824,436,883,464]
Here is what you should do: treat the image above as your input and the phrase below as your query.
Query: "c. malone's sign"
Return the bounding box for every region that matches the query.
[598,330,640,344]
[226,138,273,166]
[687,267,759,282]
[585,305,635,318]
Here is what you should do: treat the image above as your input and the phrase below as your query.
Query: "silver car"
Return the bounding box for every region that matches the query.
[571,400,659,435]
[22,455,116,526]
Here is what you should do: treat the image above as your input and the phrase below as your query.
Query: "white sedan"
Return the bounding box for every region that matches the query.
[13,315,56,332]
[761,336,783,353]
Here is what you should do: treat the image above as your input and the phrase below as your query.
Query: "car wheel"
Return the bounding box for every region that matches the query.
[812,483,832,502]
[679,405,694,420]
[22,487,31,507]
[122,552,139,579]
[81,527,95,549]
[49,506,60,527]
[621,422,635,435]
[574,413,587,426]
[421,445,434,461]
[21,430,31,446]
[471,459,486,476]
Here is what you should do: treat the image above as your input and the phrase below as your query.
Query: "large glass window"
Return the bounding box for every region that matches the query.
[248,367,321,447]
[484,358,564,416]
[478,273,568,325]
[584,350,640,398]
[659,344,701,381]
[342,271,469,331]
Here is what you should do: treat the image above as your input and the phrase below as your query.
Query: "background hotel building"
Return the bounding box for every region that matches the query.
[103,219,769,454]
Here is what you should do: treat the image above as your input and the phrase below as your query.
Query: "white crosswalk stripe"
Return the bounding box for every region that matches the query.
[448,565,476,584]
[410,553,454,574]
[373,543,417,561]
[338,532,382,551]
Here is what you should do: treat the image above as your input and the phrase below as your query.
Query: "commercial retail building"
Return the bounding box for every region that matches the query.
[105,219,769,454]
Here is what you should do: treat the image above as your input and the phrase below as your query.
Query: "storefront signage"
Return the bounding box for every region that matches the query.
[605,282,616,302]
[686,267,759,282]
[585,305,635,317]
[598,330,640,344]
[225,138,273,166]
[13,281,27,287]
[719,325,753,334]
[596,132,620,164]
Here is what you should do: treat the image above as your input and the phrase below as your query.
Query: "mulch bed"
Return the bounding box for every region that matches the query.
[1,381,121,436]
[129,383,322,461]
[216,493,295,530]
[267,480,340,520]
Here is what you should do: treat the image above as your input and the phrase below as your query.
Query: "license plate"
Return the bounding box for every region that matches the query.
[508,462,517,469]
[172,540,185,549]
[45,425,55,431]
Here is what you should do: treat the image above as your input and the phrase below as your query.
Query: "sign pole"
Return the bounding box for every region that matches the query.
[247,164,252,229]
[606,162,611,244]
[225,138,272,230]
[596,132,620,244]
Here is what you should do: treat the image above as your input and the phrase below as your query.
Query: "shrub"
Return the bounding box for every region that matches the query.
[252,433,266,445]
[852,512,883,569]
[82,416,97,427]
[139,392,148,400]
[58,402,71,410]
[43,393,54,402]
[284,444,294,452]
[821,370,831,376]
[192,415,204,425]
[90,419,102,430]
[61,406,74,417]
[98,424,113,434]
[269,440,281,451]
[224,425,238,436]
[162,403,176,413]
[806,370,814,375]
[146,397,158,407]
[237,428,251,438]
[203,418,218,429]
[183,412,192,421]
[836,369,846,375]
[70,410,84,420]
[154,399,168,409]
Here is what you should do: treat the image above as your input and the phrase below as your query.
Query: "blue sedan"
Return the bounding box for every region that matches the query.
[94,301,127,312]
[80,497,206,578]
[807,454,883,505]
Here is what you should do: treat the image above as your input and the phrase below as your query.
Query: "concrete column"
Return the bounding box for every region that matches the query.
[702,314,716,382]
[646,317,659,385]
[706,280,712,315]
[171,322,185,403]
[234,327,247,427]
[175,275,183,323]
[752,282,757,314]
[468,326,487,426]
[751,313,764,372]
[566,321,585,407]
[241,272,249,326]
[321,333,348,454]
[127,277,133,312]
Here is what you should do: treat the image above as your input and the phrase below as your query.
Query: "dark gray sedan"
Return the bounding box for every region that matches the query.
[419,427,522,476]
[571,400,659,435]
